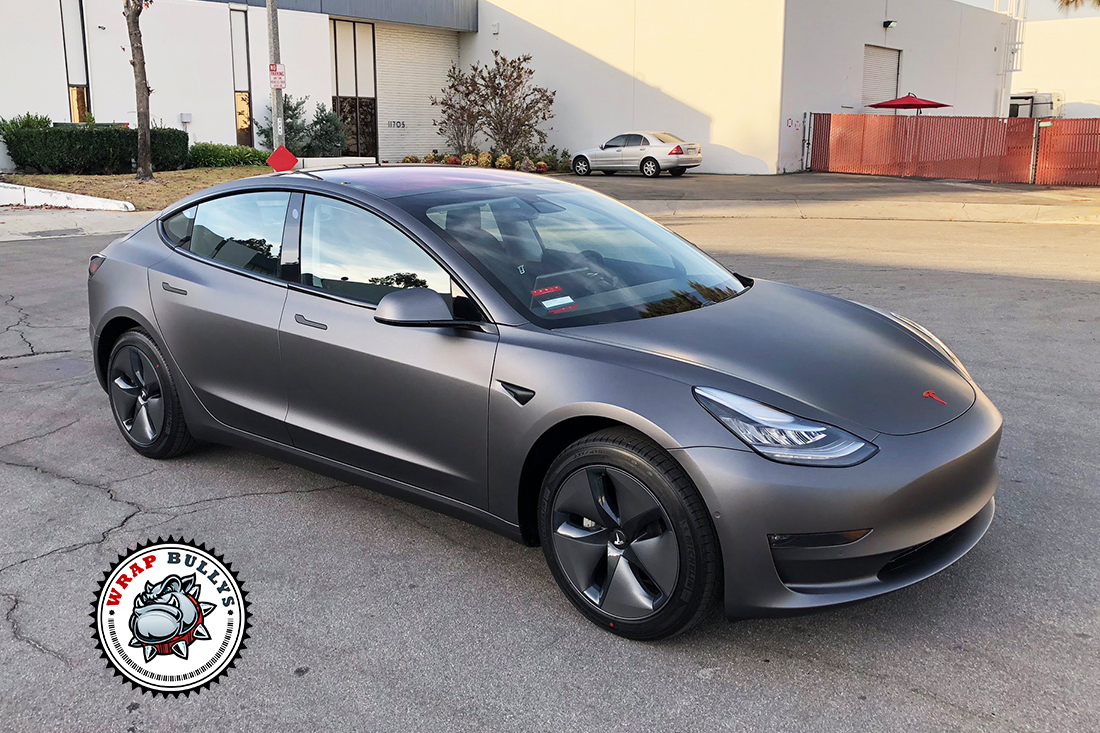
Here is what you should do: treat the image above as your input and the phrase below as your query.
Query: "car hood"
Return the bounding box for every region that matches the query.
[565,280,975,436]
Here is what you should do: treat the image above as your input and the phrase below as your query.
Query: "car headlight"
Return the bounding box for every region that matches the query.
[693,387,878,467]
[858,304,972,382]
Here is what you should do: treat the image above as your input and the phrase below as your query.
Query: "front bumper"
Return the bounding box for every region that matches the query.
[672,388,1002,618]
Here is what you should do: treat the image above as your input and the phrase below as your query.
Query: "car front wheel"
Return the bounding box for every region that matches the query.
[573,156,591,176]
[538,427,720,640]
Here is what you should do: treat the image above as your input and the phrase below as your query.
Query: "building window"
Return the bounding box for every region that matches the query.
[230,9,254,146]
[59,0,91,122]
[862,45,900,107]
[69,86,89,123]
[331,19,377,158]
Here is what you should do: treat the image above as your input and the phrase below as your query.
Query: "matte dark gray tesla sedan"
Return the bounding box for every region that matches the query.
[88,166,1000,640]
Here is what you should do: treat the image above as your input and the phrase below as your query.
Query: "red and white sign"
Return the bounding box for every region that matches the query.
[269,63,286,89]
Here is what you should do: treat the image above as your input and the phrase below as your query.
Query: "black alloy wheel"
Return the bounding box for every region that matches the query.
[539,428,719,640]
[107,329,196,459]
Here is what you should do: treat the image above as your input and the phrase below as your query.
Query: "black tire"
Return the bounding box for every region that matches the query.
[538,427,720,640]
[107,329,196,459]
[602,170,618,176]
[640,157,661,178]
[669,167,687,177]
[572,156,592,176]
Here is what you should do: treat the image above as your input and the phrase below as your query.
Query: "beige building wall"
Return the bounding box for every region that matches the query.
[460,0,788,174]
[1014,18,1100,118]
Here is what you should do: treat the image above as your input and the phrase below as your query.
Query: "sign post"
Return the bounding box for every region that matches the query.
[266,0,285,150]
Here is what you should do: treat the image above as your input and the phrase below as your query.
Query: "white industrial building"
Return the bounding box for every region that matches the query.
[1012,17,1100,118]
[1,0,1022,174]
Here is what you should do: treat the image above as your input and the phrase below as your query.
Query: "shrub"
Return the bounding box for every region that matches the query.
[477,151,493,168]
[535,160,549,174]
[494,154,512,169]
[423,152,438,164]
[446,155,461,165]
[556,148,571,172]
[516,156,536,173]
[461,153,478,166]
[256,94,347,157]
[402,154,420,163]
[477,51,555,158]
[0,112,52,144]
[188,142,268,168]
[430,62,482,155]
[2,124,188,174]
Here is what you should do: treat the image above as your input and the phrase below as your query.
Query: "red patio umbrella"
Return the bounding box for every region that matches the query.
[868,92,951,115]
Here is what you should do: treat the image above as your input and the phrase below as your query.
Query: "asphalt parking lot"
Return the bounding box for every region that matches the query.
[1,198,1098,730]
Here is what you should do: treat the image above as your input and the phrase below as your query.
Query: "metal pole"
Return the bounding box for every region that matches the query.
[267,0,284,149]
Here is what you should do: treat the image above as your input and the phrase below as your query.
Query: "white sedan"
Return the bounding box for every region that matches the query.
[572,131,702,178]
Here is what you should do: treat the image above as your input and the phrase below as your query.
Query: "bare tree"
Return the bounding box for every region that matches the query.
[123,0,153,181]
[431,63,483,155]
[476,51,555,158]
[1055,0,1100,7]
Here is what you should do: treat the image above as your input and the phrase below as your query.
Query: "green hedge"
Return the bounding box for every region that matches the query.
[2,126,189,174]
[188,142,269,168]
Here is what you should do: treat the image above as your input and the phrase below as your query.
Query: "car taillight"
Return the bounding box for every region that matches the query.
[669,145,683,155]
[89,255,106,277]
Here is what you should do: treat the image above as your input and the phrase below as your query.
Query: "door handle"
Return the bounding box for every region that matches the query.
[294,313,328,330]
[161,282,187,295]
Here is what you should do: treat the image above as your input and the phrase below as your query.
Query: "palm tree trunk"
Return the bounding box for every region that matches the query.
[124,1,153,181]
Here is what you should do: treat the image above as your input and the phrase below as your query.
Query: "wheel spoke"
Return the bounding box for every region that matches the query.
[554,470,603,525]
[553,522,608,594]
[130,403,156,443]
[144,396,165,436]
[137,351,161,398]
[129,347,146,387]
[587,469,620,528]
[600,556,656,618]
[626,532,678,597]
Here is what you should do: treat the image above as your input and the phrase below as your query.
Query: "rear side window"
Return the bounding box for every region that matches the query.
[624,134,644,146]
[188,192,291,278]
[162,206,195,246]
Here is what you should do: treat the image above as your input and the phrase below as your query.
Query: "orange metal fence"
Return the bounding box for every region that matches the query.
[1035,118,1100,186]
[809,113,1036,183]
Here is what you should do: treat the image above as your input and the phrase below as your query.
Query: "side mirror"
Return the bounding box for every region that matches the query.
[374,288,484,330]
[599,144,606,150]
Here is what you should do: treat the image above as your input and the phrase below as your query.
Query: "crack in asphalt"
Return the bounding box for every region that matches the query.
[2,592,72,668]
[1,294,37,358]
[0,417,83,452]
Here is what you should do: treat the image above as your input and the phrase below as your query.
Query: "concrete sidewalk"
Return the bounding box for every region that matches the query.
[0,207,152,242]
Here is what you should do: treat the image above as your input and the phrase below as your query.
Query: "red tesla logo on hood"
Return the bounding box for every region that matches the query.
[923,390,947,405]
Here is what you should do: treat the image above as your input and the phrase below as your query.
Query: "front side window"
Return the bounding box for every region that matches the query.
[604,135,629,148]
[397,184,747,328]
[188,192,290,278]
[299,195,452,306]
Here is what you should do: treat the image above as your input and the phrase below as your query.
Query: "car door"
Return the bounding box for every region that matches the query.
[621,134,647,170]
[279,194,498,508]
[148,190,295,444]
[590,134,628,170]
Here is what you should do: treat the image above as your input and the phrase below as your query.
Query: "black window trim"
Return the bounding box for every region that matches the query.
[282,191,494,321]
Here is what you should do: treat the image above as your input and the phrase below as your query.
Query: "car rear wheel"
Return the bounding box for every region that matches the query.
[538,427,720,640]
[669,167,687,177]
[602,170,617,175]
[641,158,661,178]
[572,156,591,176]
[107,329,196,459]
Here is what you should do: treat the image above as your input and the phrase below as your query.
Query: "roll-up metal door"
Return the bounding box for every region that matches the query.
[862,45,900,107]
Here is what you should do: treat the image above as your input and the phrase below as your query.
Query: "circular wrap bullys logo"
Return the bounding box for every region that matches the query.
[91,538,250,696]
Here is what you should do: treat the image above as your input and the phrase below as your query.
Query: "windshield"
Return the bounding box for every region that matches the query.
[392,184,747,327]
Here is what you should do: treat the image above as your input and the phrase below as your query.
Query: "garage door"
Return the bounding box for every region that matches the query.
[375,23,459,162]
[862,45,900,107]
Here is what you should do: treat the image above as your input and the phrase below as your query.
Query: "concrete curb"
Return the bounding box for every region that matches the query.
[623,199,1100,225]
[0,208,153,242]
[0,181,135,212]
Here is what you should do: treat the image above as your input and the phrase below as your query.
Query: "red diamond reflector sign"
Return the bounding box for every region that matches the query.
[267,145,298,172]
